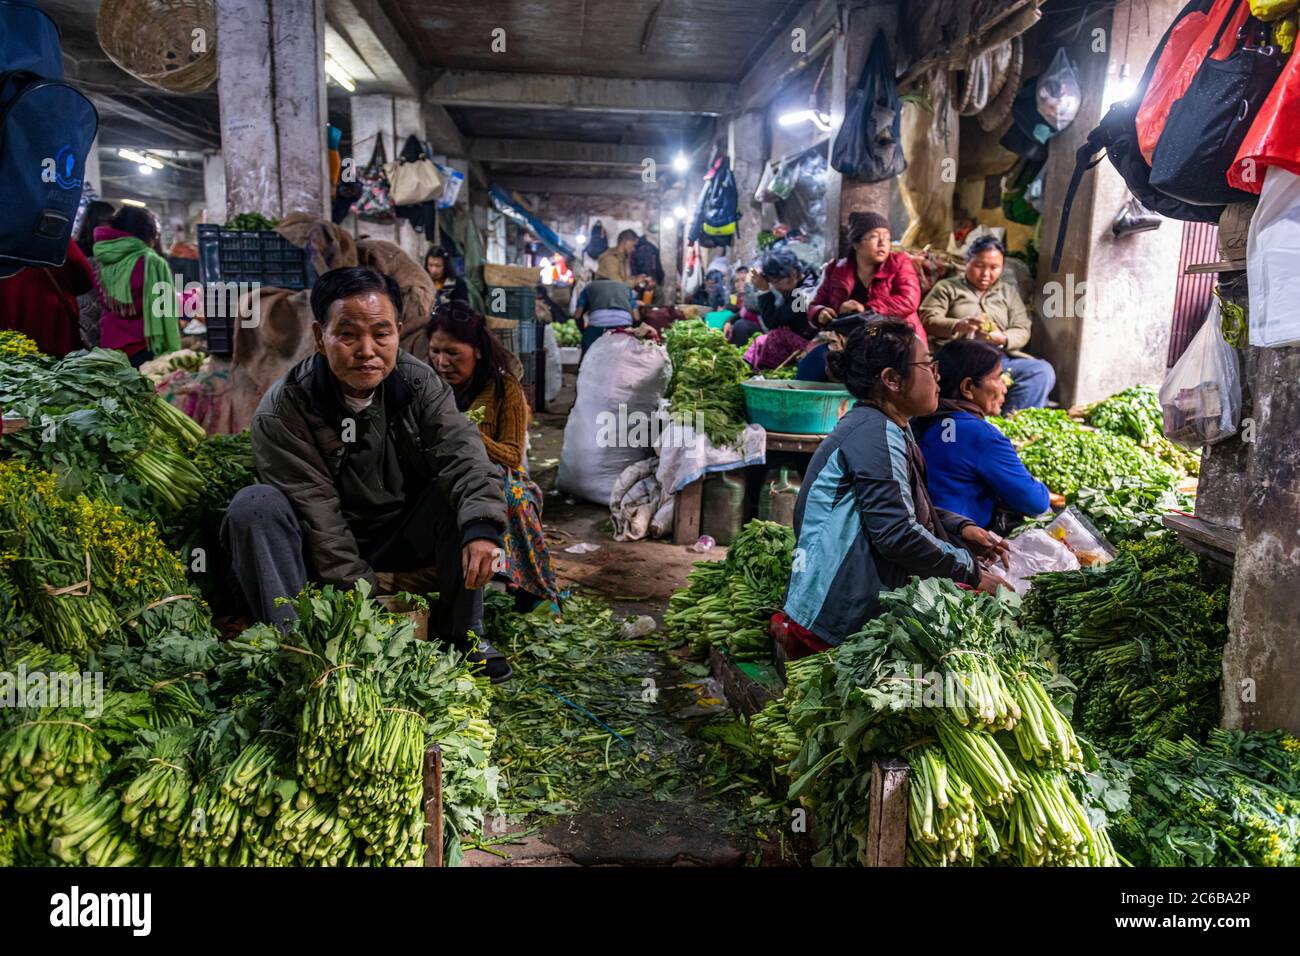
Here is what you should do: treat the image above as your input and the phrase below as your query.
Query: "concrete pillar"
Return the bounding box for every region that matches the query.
[216,0,329,220]
[1222,344,1300,734]
[203,152,226,224]
[1034,0,1186,406]
[823,26,848,261]
[728,109,767,268]
[82,137,102,201]
[659,183,685,304]
[350,94,427,260]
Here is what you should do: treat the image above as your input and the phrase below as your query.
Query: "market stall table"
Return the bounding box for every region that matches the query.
[671,431,826,545]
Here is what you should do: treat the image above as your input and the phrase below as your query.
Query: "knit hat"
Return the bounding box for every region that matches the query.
[847,210,891,245]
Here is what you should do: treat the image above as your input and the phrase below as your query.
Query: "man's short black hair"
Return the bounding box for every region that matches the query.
[310,267,404,326]
[617,228,638,245]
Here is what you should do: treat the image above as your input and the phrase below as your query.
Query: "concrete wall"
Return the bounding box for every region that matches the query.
[1034,0,1187,406]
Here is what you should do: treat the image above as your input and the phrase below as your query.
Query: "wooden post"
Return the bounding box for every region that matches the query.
[865,758,909,866]
[422,743,444,867]
[672,477,705,545]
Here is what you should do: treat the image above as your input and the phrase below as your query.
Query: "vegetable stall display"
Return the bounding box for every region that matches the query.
[663,320,751,447]
[0,458,498,866]
[748,578,1117,867]
[1023,535,1229,758]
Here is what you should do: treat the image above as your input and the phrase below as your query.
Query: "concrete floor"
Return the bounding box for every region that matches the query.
[462,368,776,867]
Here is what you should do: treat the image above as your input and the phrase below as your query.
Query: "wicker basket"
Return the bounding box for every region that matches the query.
[97,0,217,94]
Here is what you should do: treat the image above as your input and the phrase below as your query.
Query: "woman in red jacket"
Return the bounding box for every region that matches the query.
[799,211,924,382]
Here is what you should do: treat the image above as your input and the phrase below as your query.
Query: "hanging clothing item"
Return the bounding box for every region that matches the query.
[586,221,609,260]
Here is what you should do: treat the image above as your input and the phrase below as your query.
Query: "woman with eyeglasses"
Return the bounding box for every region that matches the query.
[913,338,1059,534]
[427,303,560,608]
[776,319,1011,658]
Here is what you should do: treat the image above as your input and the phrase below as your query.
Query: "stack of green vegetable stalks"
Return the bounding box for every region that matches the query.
[663,319,752,447]
[0,580,500,867]
[1024,535,1228,757]
[1109,730,1300,866]
[664,519,795,661]
[753,577,1117,867]
[0,346,206,516]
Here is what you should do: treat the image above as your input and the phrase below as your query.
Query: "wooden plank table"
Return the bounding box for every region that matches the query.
[671,431,826,545]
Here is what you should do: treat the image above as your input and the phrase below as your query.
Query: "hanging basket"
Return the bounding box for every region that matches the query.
[96,0,217,95]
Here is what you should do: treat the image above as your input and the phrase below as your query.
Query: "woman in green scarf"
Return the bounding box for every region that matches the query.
[92,205,181,366]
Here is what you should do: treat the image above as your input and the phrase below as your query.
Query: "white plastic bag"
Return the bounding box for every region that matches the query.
[543,323,562,404]
[1003,529,1080,595]
[557,333,672,505]
[1159,300,1241,449]
[1036,49,1081,132]
[1247,165,1300,347]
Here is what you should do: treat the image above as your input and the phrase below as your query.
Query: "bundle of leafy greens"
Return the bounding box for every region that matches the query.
[1070,479,1194,543]
[224,212,278,231]
[0,347,206,515]
[1109,733,1300,866]
[0,579,499,867]
[1023,536,1228,757]
[663,519,795,660]
[755,577,1117,867]
[664,319,751,447]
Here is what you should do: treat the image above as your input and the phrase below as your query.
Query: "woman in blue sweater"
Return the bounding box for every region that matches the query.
[914,339,1056,530]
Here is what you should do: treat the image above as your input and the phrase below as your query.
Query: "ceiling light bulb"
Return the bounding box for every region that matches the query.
[138,164,153,175]
[673,152,688,172]
[673,205,686,219]
[324,56,356,93]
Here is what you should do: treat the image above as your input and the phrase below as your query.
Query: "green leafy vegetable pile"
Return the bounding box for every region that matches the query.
[751,577,1117,866]
[1070,479,1193,544]
[551,320,581,347]
[0,578,498,867]
[1023,536,1228,757]
[1016,427,1180,499]
[1084,384,1200,476]
[664,319,751,447]
[224,212,279,231]
[1109,729,1300,866]
[0,348,207,515]
[664,519,795,661]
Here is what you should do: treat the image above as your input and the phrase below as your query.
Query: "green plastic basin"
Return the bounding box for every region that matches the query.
[741,379,853,435]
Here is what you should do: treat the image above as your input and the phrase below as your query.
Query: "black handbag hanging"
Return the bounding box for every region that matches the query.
[830,31,906,182]
[1149,0,1283,206]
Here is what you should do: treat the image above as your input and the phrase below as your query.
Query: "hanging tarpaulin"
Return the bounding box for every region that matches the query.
[488,185,577,259]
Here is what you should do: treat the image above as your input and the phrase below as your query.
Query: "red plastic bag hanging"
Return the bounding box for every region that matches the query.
[1136,0,1252,164]
[1230,41,1300,192]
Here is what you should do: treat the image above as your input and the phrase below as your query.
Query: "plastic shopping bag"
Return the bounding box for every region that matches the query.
[1159,299,1242,448]
[1003,529,1081,595]
[1247,165,1300,346]
[1036,49,1081,132]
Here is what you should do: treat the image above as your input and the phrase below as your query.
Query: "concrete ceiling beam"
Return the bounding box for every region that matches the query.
[737,0,839,113]
[324,0,423,96]
[426,69,737,115]
[470,138,675,167]
[491,175,662,198]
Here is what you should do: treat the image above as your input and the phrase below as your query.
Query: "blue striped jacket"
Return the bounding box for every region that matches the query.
[783,402,980,645]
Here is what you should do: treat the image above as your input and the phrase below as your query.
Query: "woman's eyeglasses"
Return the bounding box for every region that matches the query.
[908,359,940,378]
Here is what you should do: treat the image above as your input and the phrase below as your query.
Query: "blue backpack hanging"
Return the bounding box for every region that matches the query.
[0,0,99,278]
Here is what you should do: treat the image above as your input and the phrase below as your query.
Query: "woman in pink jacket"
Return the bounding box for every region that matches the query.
[799,211,924,382]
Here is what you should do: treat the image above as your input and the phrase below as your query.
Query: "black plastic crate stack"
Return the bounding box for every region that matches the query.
[487,286,544,408]
[196,224,315,356]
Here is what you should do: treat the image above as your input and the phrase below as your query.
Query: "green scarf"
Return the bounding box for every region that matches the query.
[93,236,181,355]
